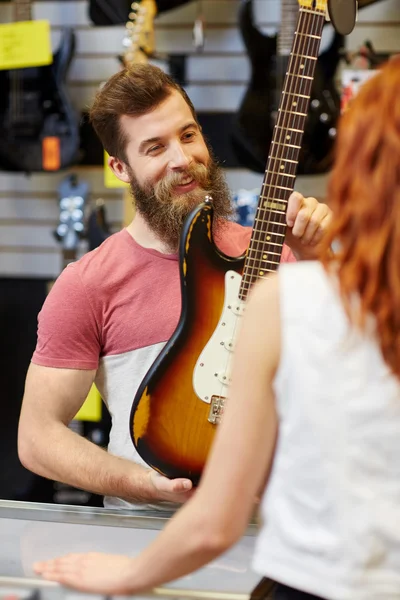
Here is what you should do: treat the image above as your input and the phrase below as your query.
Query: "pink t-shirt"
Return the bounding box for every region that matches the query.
[32,222,295,508]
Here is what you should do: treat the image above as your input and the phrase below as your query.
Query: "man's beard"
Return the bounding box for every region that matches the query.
[127,152,233,251]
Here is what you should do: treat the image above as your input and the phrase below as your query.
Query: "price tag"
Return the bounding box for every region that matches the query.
[104,151,129,188]
[74,384,102,422]
[0,20,52,70]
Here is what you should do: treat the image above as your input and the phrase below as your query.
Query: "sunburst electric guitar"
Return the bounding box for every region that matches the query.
[130,0,329,484]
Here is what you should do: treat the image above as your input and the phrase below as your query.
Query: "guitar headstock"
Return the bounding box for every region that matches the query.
[54,174,89,263]
[121,0,158,66]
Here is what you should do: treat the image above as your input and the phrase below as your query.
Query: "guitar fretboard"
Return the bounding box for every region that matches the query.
[239,5,326,301]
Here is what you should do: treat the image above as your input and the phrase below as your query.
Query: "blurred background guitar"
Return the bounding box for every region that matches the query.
[0,0,80,172]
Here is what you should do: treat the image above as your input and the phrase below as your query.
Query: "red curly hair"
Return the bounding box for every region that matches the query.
[320,56,400,377]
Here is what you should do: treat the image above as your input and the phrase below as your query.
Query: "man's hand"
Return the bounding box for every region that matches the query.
[148,470,194,503]
[285,191,332,260]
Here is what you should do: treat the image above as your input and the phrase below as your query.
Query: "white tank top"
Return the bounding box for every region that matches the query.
[252,261,400,599]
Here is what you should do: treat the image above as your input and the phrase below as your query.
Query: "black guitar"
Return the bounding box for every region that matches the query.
[231,0,344,175]
[0,0,80,173]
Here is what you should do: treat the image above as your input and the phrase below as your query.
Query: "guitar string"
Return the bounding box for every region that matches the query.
[243,7,324,294]
[213,7,325,402]
[256,8,320,279]
[240,8,307,289]
[256,8,320,275]
[242,6,315,290]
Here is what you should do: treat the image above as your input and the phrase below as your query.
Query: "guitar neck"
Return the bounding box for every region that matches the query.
[13,0,32,22]
[279,0,299,56]
[239,5,326,300]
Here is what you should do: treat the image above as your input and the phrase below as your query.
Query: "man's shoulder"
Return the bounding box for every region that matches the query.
[77,229,128,270]
[74,228,147,285]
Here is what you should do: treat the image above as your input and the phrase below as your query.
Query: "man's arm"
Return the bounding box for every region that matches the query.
[33,274,281,595]
[18,363,193,503]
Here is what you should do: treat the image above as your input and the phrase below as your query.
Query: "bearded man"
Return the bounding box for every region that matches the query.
[18,64,331,509]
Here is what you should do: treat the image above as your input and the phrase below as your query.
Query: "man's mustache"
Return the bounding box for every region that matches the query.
[151,163,210,198]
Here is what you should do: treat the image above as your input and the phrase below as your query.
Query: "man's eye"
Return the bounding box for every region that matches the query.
[183,132,195,141]
[147,145,162,154]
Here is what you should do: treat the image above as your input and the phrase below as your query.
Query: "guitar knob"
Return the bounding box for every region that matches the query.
[320,112,329,123]
[329,127,337,138]
[311,99,320,110]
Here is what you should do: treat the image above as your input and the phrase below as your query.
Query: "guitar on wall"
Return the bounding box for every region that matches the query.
[52,174,108,506]
[116,0,157,227]
[0,0,80,172]
[118,0,157,68]
[231,0,344,176]
[130,0,330,483]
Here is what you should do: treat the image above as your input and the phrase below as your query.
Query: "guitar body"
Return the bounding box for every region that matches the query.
[130,203,246,484]
[0,28,79,172]
[231,0,343,175]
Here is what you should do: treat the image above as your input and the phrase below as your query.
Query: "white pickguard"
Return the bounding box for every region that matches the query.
[193,270,245,403]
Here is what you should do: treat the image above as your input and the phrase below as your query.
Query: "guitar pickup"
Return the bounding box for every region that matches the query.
[208,395,226,425]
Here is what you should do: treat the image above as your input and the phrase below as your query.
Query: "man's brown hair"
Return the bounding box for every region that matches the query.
[89,63,199,163]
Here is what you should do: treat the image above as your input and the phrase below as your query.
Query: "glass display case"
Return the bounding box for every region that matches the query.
[0,500,265,600]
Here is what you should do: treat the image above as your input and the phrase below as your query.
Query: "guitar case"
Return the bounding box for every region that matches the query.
[89,0,193,26]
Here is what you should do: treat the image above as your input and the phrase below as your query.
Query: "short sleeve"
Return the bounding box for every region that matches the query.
[32,263,101,370]
[215,222,296,263]
[281,244,296,263]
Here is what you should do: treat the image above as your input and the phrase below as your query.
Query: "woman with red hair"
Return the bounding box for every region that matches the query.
[34,57,400,600]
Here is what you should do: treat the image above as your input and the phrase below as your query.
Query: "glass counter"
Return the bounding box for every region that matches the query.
[0,500,264,600]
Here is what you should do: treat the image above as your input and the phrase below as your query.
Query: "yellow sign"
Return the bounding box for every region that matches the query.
[75,384,102,422]
[0,20,52,70]
[104,151,129,189]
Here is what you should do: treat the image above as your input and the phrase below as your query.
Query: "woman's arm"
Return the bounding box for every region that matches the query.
[33,273,282,595]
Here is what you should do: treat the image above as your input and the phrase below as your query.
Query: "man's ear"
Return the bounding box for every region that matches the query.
[108,156,131,184]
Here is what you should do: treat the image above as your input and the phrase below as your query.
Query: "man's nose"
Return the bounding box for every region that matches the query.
[168,142,192,170]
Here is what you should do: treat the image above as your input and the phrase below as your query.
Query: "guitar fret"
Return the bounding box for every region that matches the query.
[242,265,280,281]
[254,218,285,227]
[291,52,317,61]
[300,7,324,16]
[265,231,285,237]
[278,158,297,164]
[296,32,321,39]
[271,141,301,149]
[274,125,303,134]
[278,108,308,117]
[250,242,284,250]
[267,170,296,178]
[247,251,282,259]
[260,208,286,215]
[262,184,293,192]
[285,73,314,81]
[282,92,310,100]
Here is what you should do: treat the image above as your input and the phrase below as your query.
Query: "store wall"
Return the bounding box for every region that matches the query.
[0,0,399,500]
[0,0,399,279]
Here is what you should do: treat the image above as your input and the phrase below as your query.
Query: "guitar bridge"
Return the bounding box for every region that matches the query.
[208,396,226,425]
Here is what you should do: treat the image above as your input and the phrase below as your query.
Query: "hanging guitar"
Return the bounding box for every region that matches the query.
[130,0,331,483]
[0,0,80,172]
[231,0,344,175]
